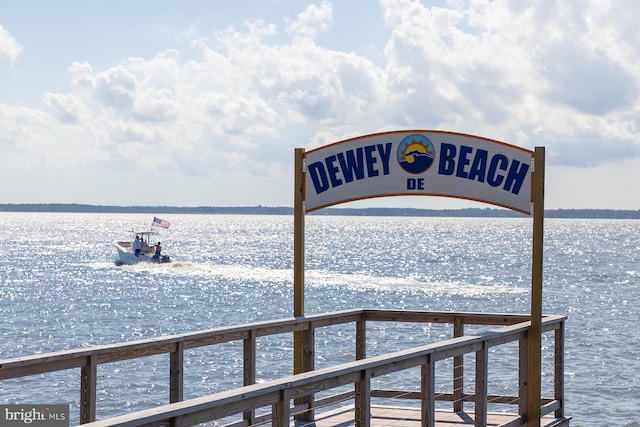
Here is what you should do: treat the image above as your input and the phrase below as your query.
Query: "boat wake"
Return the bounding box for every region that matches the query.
[305,270,528,296]
[87,261,527,297]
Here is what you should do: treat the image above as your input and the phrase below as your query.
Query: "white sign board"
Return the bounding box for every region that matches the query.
[304,131,534,214]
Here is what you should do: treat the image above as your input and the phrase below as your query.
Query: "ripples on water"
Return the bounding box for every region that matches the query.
[0,213,638,426]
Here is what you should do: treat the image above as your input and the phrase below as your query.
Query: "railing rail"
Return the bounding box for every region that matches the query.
[0,309,566,426]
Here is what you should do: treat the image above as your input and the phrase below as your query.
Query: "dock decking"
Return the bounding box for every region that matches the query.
[298,406,570,427]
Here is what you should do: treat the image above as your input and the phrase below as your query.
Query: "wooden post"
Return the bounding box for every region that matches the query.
[80,354,97,424]
[527,146,545,427]
[474,343,488,427]
[355,369,371,427]
[293,148,306,376]
[453,316,464,413]
[293,148,309,422]
[354,315,367,426]
[300,322,316,421]
[356,314,366,360]
[243,330,257,424]
[170,341,184,403]
[272,389,291,427]
[282,390,292,427]
[519,335,529,418]
[421,355,435,427]
[555,321,565,418]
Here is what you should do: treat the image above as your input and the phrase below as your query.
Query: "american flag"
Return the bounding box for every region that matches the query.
[152,217,170,229]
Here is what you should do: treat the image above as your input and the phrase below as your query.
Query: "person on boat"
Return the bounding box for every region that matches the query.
[133,235,143,257]
[153,242,162,260]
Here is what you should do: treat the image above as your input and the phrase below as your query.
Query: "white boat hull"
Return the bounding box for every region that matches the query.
[113,241,170,266]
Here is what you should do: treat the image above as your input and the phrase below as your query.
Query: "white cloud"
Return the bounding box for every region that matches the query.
[69,62,97,94]
[380,0,640,167]
[42,92,90,123]
[286,1,333,40]
[1,1,640,207]
[94,65,138,112]
[0,25,22,65]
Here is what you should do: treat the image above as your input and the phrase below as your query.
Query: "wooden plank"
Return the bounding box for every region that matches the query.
[309,312,363,328]
[178,390,283,426]
[309,406,526,427]
[371,390,520,405]
[485,315,564,348]
[364,309,532,326]
[313,390,354,407]
[540,400,561,416]
[0,352,91,379]
[311,406,567,427]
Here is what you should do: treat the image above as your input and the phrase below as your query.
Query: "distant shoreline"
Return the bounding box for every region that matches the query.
[0,203,639,219]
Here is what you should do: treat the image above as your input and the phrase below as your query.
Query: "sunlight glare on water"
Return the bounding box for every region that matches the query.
[0,213,639,426]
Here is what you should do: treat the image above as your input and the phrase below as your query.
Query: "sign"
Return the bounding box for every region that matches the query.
[304,130,534,214]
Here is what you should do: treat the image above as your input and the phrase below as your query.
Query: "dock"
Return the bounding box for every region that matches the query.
[0,309,570,426]
[302,405,569,426]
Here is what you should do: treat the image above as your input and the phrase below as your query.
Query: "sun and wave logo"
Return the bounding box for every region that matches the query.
[397,134,435,174]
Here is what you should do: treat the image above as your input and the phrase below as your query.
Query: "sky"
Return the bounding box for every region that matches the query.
[1,0,639,210]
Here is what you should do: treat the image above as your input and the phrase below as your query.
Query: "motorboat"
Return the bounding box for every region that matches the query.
[113,218,171,266]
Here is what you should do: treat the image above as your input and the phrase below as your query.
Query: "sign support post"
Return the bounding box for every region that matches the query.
[527,146,545,427]
[293,148,305,375]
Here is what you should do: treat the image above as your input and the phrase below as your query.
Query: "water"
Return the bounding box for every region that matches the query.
[0,213,638,426]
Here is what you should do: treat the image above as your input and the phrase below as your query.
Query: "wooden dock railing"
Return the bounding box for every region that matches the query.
[0,309,567,426]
